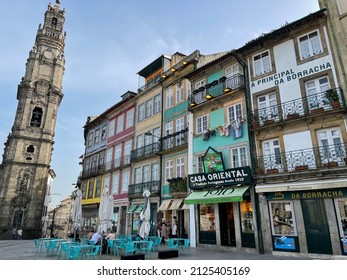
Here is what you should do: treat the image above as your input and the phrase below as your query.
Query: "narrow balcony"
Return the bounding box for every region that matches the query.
[161,128,188,152]
[81,163,105,178]
[188,74,244,110]
[130,142,160,162]
[254,142,347,176]
[128,180,160,198]
[251,87,345,128]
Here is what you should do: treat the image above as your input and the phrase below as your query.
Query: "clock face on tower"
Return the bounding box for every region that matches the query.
[43,50,53,59]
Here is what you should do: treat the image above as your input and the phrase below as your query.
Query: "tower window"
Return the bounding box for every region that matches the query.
[52,17,58,27]
[27,145,35,153]
[30,107,43,127]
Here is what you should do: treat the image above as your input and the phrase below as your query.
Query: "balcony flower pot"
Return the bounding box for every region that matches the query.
[256,168,264,175]
[331,100,341,109]
[264,119,275,126]
[295,165,308,171]
[326,89,340,109]
[310,107,325,115]
[286,113,300,120]
[266,168,279,174]
[168,177,187,194]
[323,161,338,168]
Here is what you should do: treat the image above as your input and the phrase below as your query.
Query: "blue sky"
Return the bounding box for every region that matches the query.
[0,0,320,206]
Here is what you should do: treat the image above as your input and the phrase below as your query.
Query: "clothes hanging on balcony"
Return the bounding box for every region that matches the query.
[217,126,224,136]
[230,118,243,138]
[203,129,216,141]
[222,123,230,136]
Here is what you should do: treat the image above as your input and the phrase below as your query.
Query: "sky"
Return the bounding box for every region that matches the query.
[0,0,320,207]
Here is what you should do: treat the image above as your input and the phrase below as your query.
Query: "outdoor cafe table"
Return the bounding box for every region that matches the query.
[67,244,94,260]
[170,238,189,252]
[133,240,149,252]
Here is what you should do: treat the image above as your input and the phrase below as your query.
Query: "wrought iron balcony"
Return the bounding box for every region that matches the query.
[130,142,160,162]
[251,87,345,128]
[188,74,244,110]
[81,163,105,178]
[161,128,188,151]
[254,142,347,175]
[128,180,160,197]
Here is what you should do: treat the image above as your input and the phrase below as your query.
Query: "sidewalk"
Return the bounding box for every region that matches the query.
[0,240,315,260]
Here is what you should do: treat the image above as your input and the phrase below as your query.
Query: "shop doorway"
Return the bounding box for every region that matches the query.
[301,199,332,254]
[219,203,236,246]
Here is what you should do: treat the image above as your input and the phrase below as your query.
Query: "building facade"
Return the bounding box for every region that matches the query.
[0,1,66,239]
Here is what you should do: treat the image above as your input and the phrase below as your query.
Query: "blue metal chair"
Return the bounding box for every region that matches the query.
[124,242,136,255]
[139,240,153,258]
[86,245,101,260]
[114,239,126,256]
[181,239,190,254]
[152,237,162,251]
[106,239,115,255]
[167,239,178,250]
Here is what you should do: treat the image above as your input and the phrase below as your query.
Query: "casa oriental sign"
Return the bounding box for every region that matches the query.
[188,166,253,190]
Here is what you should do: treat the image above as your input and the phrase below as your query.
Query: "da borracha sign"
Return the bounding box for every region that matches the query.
[188,166,253,190]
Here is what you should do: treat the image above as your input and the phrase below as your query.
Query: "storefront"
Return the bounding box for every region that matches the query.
[257,180,347,256]
[127,202,158,236]
[185,166,257,250]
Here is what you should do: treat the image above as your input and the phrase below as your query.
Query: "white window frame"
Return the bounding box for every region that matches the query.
[126,108,134,129]
[152,163,159,181]
[262,138,282,171]
[101,125,107,140]
[176,117,185,145]
[87,132,93,147]
[305,76,330,109]
[194,79,206,104]
[145,99,153,118]
[108,119,115,137]
[298,30,323,60]
[176,157,185,178]
[138,104,145,122]
[143,165,150,182]
[134,167,142,184]
[176,83,184,104]
[94,129,100,144]
[124,140,132,164]
[258,93,278,122]
[253,50,271,76]
[230,146,248,168]
[114,144,122,167]
[105,148,113,170]
[116,114,124,134]
[153,94,161,114]
[196,115,208,134]
[165,160,173,182]
[121,169,129,193]
[112,172,120,195]
[166,87,174,109]
[165,122,173,148]
[317,127,343,164]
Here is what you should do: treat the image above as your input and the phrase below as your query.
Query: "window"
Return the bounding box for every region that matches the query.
[124,140,132,164]
[153,127,161,142]
[30,107,43,127]
[152,163,159,181]
[176,157,185,178]
[153,94,161,114]
[269,201,297,236]
[112,171,119,195]
[299,30,322,60]
[165,122,173,148]
[258,93,278,122]
[101,125,107,140]
[197,156,204,173]
[121,169,129,193]
[317,127,343,164]
[165,160,173,182]
[94,129,100,144]
[106,148,112,170]
[114,144,122,167]
[166,87,173,109]
[85,159,90,174]
[225,64,240,78]
[196,115,208,134]
[95,177,102,197]
[134,167,142,184]
[231,146,248,168]
[305,76,329,109]
[186,80,191,98]
[154,74,161,84]
[176,83,184,103]
[87,132,93,147]
[87,179,94,198]
[143,165,150,182]
[81,182,87,199]
[108,119,115,137]
[228,103,243,122]
[194,79,206,104]
[126,109,134,129]
[136,134,143,148]
[145,99,153,118]
[98,152,105,167]
[253,51,271,76]
[138,104,145,122]
[116,114,124,134]
[263,138,282,170]
[199,204,215,232]
[176,117,185,145]
[334,197,347,237]
[104,174,110,192]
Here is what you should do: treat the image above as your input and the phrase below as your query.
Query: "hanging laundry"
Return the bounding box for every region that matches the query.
[230,118,243,138]
[217,126,224,136]
[222,123,230,136]
[210,129,216,137]
[203,130,211,141]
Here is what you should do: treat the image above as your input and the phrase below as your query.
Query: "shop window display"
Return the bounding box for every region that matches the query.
[199,204,215,232]
[240,199,253,233]
[269,201,296,236]
[334,198,347,237]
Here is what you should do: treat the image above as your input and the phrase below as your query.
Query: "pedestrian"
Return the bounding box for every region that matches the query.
[105,230,115,240]
[17,228,23,240]
[156,219,163,238]
[12,228,17,240]
[161,222,168,244]
[171,216,178,238]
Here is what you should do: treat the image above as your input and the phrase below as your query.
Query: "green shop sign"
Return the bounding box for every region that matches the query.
[266,188,347,200]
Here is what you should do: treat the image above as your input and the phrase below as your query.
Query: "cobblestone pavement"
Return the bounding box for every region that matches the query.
[0,240,315,260]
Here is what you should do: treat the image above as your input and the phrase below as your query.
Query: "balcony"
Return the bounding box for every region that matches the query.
[188,74,244,110]
[81,163,105,178]
[128,180,160,197]
[251,87,345,128]
[161,128,188,152]
[168,177,188,197]
[104,155,131,171]
[130,143,160,162]
[254,142,347,176]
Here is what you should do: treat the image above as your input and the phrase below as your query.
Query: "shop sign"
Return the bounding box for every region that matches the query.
[188,166,253,190]
[266,189,347,200]
[273,236,296,251]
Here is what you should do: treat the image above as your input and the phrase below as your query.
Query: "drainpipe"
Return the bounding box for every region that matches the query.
[232,51,264,254]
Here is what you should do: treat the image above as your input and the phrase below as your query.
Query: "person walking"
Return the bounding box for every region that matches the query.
[17,228,23,240]
[12,228,17,240]
[171,216,178,238]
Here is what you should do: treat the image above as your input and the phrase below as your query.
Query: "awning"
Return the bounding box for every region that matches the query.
[158,199,172,211]
[168,199,184,210]
[133,204,144,214]
[185,187,249,204]
[126,204,138,214]
[180,201,190,210]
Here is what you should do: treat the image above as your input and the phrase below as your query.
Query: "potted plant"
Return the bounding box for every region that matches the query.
[168,177,188,194]
[286,112,300,120]
[325,89,340,109]
[295,165,308,171]
[266,168,279,174]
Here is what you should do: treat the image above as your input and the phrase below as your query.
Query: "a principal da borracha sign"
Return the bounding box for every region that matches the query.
[188,166,253,190]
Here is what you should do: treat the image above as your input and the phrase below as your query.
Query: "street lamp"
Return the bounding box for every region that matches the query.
[144,131,160,139]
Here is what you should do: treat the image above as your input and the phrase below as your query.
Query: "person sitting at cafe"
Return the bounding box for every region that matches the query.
[105,230,115,240]
[90,231,102,245]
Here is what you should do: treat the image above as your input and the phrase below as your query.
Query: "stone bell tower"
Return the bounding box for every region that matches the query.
[0,0,66,239]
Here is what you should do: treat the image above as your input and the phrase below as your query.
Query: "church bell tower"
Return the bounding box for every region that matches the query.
[0,1,66,238]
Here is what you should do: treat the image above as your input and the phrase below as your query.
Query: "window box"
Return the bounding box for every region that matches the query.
[286,113,300,120]
[266,168,279,174]
[264,119,275,126]
[310,107,325,115]
[295,165,308,171]
[256,168,264,175]
[323,161,338,168]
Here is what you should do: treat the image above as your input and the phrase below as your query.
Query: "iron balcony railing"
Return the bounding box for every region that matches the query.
[161,128,189,151]
[128,180,160,196]
[251,87,345,127]
[188,74,244,109]
[81,163,105,178]
[254,142,347,174]
[104,155,131,171]
[130,142,160,162]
